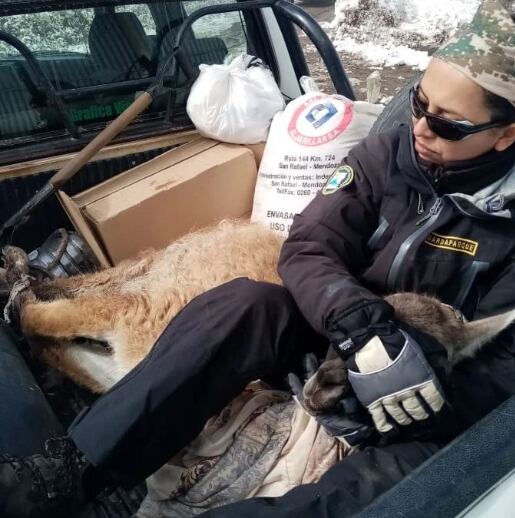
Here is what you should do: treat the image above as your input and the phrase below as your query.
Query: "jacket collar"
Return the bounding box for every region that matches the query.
[397,124,515,198]
[451,164,515,219]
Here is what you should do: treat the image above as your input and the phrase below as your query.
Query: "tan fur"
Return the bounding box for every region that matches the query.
[384,292,515,363]
[2,221,283,392]
[1,220,514,399]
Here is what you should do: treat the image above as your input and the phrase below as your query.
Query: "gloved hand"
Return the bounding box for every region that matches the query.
[287,353,375,447]
[343,327,446,434]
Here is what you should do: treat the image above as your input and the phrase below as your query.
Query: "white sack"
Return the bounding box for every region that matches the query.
[251,92,383,235]
[186,54,285,144]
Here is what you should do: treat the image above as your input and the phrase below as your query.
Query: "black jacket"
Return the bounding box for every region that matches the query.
[203,128,515,518]
[206,129,515,518]
[278,124,515,434]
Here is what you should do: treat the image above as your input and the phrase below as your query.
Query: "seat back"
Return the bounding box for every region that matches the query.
[88,12,153,79]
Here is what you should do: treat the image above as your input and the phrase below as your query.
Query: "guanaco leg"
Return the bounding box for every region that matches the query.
[32,250,159,300]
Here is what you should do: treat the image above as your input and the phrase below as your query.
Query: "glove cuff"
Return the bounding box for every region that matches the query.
[332,321,397,360]
[328,299,395,359]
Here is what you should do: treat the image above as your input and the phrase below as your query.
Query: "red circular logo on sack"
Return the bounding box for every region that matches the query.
[287,95,354,146]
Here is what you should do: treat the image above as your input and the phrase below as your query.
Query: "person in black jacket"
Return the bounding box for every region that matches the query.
[1,1,514,517]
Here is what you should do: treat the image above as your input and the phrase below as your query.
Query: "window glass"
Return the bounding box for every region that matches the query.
[183,1,248,57]
[0,1,253,144]
[0,10,94,55]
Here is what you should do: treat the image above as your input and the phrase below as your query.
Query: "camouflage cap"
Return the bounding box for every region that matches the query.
[434,0,515,105]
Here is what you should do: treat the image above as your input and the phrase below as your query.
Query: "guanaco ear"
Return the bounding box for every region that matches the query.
[455,308,515,363]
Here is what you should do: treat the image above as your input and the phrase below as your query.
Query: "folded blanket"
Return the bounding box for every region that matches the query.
[136,383,349,518]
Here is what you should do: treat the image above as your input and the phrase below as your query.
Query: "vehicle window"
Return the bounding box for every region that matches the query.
[0,1,255,152]
[0,10,94,55]
[183,1,248,57]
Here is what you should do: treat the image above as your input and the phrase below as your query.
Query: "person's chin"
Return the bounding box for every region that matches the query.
[415,141,442,164]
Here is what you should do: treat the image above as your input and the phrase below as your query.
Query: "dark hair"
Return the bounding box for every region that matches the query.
[484,89,515,124]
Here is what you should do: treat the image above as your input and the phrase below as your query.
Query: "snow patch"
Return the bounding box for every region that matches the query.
[330,0,481,69]
[334,37,430,70]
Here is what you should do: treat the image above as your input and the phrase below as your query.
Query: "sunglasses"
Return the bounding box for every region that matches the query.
[409,84,506,141]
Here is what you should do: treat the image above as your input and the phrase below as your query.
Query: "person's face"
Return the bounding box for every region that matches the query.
[412,59,515,165]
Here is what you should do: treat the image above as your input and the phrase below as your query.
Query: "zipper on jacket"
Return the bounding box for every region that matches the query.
[416,197,443,226]
[417,193,424,214]
[367,217,389,249]
[386,197,445,291]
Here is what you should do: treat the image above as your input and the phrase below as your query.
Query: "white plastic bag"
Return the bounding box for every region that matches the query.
[251,86,383,235]
[186,54,285,144]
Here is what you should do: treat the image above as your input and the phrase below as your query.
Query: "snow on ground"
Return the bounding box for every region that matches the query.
[327,0,481,70]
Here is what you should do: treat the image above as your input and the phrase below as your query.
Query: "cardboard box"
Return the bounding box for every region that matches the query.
[59,138,258,266]
[244,143,265,167]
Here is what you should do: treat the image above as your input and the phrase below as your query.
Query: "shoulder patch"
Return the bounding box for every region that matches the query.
[424,232,478,256]
[322,165,354,195]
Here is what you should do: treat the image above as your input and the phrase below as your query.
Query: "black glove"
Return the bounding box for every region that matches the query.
[287,354,375,447]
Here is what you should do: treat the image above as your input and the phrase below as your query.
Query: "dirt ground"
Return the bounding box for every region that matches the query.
[295,0,423,100]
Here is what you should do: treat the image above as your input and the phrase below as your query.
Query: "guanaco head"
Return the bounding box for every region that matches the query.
[303,293,515,414]
[385,292,515,364]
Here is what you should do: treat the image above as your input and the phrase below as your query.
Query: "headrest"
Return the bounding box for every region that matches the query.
[88,12,152,71]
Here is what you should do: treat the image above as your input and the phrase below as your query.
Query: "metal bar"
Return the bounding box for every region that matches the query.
[167,0,355,99]
[0,30,81,138]
[172,0,278,50]
[274,0,355,99]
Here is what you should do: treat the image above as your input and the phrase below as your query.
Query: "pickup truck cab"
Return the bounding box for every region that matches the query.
[0,1,514,517]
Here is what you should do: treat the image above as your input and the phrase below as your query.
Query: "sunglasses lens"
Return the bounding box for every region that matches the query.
[410,87,467,141]
[426,118,464,141]
[410,88,424,119]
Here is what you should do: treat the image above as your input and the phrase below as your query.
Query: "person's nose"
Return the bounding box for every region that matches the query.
[413,116,436,140]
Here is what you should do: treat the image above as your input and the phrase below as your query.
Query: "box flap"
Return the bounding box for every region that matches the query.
[85,145,254,223]
[73,137,218,206]
[0,130,198,180]
[57,190,111,268]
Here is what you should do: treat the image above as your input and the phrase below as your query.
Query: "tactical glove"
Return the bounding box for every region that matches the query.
[344,328,445,433]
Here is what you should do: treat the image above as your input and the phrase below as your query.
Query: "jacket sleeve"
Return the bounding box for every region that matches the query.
[278,136,394,348]
[449,255,515,432]
[474,254,515,317]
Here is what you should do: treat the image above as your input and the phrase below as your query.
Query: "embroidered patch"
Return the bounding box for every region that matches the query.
[424,232,479,256]
[322,165,354,195]
[486,195,505,213]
